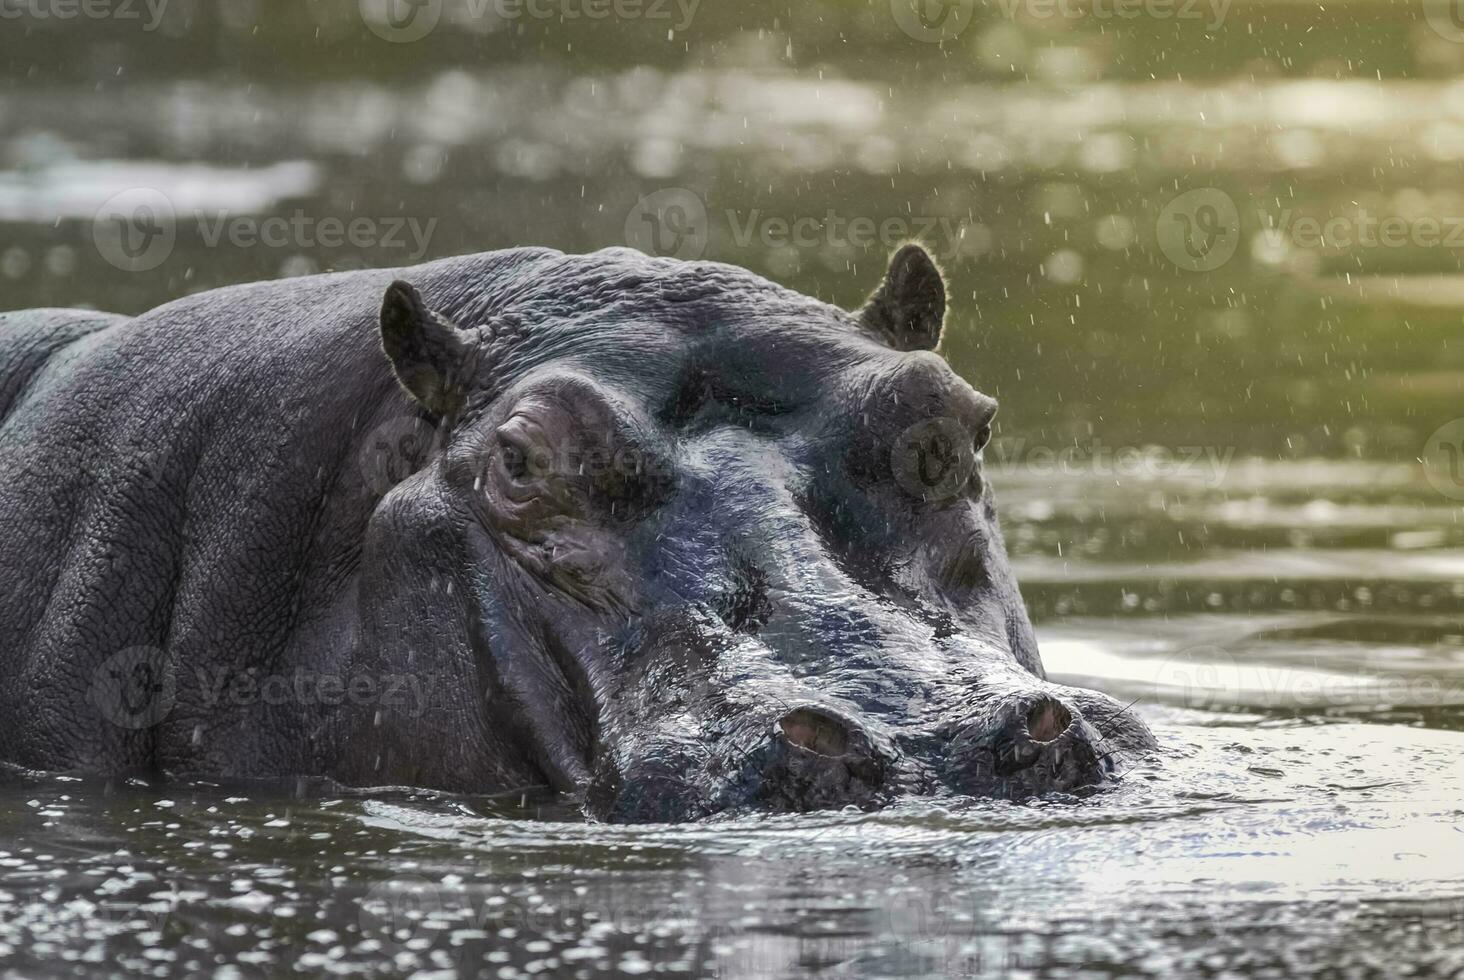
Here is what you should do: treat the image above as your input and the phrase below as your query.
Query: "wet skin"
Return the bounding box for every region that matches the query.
[0,244,1154,821]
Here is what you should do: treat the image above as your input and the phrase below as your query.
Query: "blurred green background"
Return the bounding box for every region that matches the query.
[1,0,1461,459]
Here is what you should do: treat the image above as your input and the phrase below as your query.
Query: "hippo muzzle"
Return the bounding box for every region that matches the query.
[590,681,1144,822]
[578,598,1149,822]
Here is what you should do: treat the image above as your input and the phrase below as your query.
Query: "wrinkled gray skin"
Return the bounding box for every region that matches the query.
[0,245,1153,822]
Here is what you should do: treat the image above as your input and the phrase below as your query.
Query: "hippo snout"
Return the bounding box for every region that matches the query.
[756,706,892,812]
[946,695,1116,800]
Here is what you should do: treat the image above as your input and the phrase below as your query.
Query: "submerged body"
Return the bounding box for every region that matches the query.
[0,246,1153,820]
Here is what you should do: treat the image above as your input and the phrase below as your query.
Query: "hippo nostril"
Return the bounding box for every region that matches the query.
[764,707,887,812]
[949,697,1111,797]
[776,708,853,758]
[1025,698,1073,743]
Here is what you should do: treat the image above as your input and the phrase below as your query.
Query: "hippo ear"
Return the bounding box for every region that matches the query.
[379,280,471,418]
[860,244,946,352]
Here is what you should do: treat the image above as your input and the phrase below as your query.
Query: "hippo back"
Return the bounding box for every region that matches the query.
[0,253,538,776]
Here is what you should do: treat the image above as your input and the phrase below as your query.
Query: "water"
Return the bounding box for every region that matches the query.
[3,726,1461,976]
[2,2,1463,976]
[0,461,1456,977]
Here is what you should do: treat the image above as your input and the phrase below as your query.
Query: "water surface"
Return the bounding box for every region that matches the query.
[0,461,1457,978]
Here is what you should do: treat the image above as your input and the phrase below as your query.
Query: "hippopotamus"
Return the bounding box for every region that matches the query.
[0,244,1153,821]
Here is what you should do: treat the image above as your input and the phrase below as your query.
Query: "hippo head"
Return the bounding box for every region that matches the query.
[371,244,1155,822]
